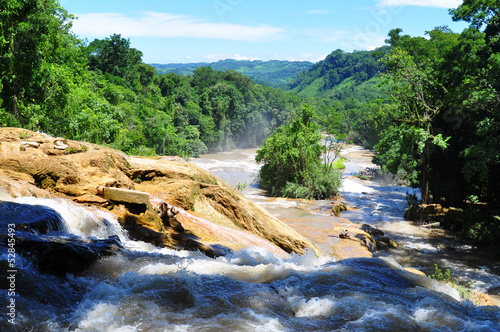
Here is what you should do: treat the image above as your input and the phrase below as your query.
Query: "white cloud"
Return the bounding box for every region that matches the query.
[305,9,330,15]
[200,53,262,62]
[265,52,327,62]
[378,0,461,8]
[72,11,284,42]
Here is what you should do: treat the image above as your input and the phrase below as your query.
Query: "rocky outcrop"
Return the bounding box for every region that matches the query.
[329,220,397,259]
[404,204,447,223]
[0,128,319,257]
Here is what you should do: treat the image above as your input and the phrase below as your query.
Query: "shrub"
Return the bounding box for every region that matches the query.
[256,104,342,199]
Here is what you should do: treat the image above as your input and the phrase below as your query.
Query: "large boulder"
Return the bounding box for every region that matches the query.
[0,201,122,275]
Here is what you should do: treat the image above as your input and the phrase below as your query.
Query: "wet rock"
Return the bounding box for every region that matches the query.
[119,209,221,258]
[54,140,68,150]
[330,222,398,259]
[14,232,122,275]
[361,224,398,250]
[72,194,109,207]
[20,141,40,148]
[329,200,348,217]
[0,201,122,275]
[0,127,320,257]
[0,201,67,234]
[404,204,447,222]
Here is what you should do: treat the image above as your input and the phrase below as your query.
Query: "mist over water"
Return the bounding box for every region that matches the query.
[1,146,500,331]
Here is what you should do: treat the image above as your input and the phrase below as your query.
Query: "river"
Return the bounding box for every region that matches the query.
[192,146,500,303]
[1,146,499,331]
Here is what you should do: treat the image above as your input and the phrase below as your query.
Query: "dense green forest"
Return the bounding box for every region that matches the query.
[288,47,393,148]
[1,0,499,213]
[0,0,302,157]
[152,59,313,89]
[374,5,500,207]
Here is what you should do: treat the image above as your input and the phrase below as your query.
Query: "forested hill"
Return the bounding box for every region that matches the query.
[152,59,313,88]
[284,47,392,150]
[289,47,389,97]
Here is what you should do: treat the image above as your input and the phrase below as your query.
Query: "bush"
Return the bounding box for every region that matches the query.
[256,104,342,199]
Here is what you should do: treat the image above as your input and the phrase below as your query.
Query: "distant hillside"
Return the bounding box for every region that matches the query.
[289,47,390,98]
[151,59,314,88]
[285,47,392,148]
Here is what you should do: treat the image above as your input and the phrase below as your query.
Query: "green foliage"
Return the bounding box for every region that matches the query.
[429,264,452,283]
[287,48,392,149]
[0,0,302,158]
[86,34,143,80]
[235,182,248,192]
[256,104,342,199]
[405,193,420,208]
[290,48,389,96]
[449,0,498,29]
[427,264,475,300]
[373,21,500,205]
[0,0,77,130]
[332,157,347,170]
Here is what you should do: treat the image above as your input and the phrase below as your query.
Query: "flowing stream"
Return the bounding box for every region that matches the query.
[193,147,500,300]
[1,146,500,331]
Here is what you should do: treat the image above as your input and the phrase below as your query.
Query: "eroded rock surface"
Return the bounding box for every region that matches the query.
[0,128,318,257]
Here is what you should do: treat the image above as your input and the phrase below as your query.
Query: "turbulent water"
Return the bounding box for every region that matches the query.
[1,147,500,331]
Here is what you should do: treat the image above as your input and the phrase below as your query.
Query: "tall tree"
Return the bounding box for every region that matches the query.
[448,1,500,203]
[376,29,452,203]
[256,104,342,199]
[86,34,143,79]
[0,0,74,127]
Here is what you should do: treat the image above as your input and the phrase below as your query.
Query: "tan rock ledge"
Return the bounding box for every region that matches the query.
[100,187,150,205]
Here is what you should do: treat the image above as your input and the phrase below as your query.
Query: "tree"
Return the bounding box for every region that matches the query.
[87,34,143,79]
[376,29,453,203]
[0,0,75,128]
[256,104,342,199]
[450,0,499,29]
[448,1,500,203]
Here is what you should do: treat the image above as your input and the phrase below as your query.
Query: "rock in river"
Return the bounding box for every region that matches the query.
[0,201,122,275]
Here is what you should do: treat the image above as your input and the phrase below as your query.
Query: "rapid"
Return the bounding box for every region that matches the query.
[1,146,499,331]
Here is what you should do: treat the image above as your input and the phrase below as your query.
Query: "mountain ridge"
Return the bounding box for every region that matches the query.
[151,59,314,88]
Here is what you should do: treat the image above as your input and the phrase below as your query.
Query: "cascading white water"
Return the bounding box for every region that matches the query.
[1,149,500,331]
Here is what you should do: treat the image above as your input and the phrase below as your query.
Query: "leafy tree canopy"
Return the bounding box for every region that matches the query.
[256,104,342,199]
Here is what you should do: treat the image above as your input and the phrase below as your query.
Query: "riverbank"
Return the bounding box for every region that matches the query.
[405,203,500,256]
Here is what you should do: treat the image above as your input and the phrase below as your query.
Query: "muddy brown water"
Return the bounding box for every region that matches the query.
[192,146,500,304]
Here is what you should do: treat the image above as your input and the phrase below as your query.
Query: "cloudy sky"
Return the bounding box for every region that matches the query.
[60,0,468,64]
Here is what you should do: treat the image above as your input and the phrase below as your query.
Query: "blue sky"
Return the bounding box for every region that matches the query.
[60,0,468,64]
